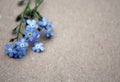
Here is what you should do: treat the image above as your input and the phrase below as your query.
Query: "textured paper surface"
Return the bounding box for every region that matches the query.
[0,0,120,82]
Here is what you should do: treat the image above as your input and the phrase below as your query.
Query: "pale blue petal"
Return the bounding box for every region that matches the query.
[27,20,32,25]
[32,20,36,24]
[40,47,44,51]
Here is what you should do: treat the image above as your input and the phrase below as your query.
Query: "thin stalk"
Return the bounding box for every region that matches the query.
[16,0,31,40]
[35,0,44,10]
[15,0,43,40]
[32,0,43,19]
[35,12,42,20]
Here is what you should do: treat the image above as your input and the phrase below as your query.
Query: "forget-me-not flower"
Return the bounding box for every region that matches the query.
[45,23,54,38]
[26,20,38,30]
[16,39,29,48]
[39,17,48,28]
[5,44,16,57]
[24,29,37,42]
[32,43,44,53]
[13,47,27,59]
[28,31,42,44]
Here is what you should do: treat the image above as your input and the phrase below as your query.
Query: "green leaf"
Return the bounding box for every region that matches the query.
[25,7,31,16]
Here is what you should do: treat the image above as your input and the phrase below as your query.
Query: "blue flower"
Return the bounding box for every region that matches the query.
[32,43,44,53]
[28,31,42,44]
[45,23,54,38]
[16,39,29,48]
[13,47,26,59]
[5,44,16,57]
[26,20,38,30]
[24,29,37,42]
[39,17,48,28]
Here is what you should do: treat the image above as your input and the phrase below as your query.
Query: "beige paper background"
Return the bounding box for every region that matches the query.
[0,0,120,82]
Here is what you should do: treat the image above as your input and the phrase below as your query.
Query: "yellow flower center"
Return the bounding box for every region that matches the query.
[48,29,51,32]
[18,52,22,55]
[28,32,32,36]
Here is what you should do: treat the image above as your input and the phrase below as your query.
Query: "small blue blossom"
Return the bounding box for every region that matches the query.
[39,17,48,28]
[16,39,29,48]
[24,29,37,42]
[26,20,38,30]
[26,30,42,44]
[13,47,27,59]
[5,2,55,59]
[5,44,16,57]
[45,23,54,38]
[32,43,44,53]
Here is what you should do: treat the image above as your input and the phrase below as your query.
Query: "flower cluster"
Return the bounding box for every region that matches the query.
[5,18,54,59]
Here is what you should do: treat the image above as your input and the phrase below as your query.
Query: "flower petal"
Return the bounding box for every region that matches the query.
[27,20,32,25]
[32,20,36,24]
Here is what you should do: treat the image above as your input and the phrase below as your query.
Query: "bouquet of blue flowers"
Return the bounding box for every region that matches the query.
[5,0,54,59]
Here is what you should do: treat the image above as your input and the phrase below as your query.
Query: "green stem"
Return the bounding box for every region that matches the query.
[16,0,31,40]
[33,0,43,19]
[15,0,43,40]
[35,0,44,10]
[35,12,42,20]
